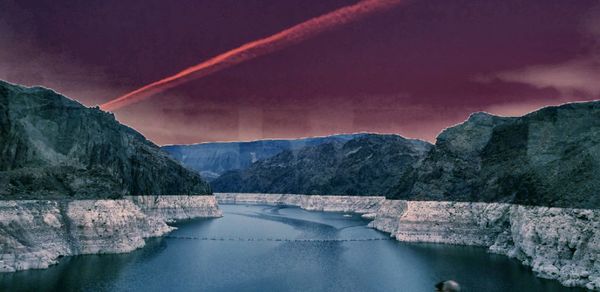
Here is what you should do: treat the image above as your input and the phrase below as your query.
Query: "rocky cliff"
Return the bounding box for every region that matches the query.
[0,80,211,199]
[0,81,221,272]
[395,102,600,208]
[212,134,432,195]
[0,196,221,273]
[217,193,600,290]
[161,134,363,181]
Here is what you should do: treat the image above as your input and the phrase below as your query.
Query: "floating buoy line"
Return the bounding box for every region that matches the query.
[165,236,391,242]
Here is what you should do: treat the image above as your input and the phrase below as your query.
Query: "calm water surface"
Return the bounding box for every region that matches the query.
[0,204,585,292]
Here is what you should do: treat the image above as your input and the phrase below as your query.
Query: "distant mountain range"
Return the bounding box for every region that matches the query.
[206,102,600,209]
[211,134,431,196]
[0,80,211,199]
[161,134,364,181]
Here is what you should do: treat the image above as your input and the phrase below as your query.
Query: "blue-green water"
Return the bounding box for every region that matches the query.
[0,205,584,292]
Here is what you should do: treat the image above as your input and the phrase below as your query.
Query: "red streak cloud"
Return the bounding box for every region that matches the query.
[100,0,408,111]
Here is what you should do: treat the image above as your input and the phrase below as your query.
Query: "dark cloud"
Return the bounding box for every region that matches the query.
[481,1,600,100]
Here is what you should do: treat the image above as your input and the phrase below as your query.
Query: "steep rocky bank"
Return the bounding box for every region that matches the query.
[216,193,600,290]
[0,196,221,273]
[387,201,600,290]
[0,81,220,272]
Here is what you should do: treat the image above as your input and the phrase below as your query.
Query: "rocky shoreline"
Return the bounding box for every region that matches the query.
[216,193,600,290]
[2,192,597,289]
[0,195,221,273]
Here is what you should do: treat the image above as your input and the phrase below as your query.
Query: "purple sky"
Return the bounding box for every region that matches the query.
[2,0,599,144]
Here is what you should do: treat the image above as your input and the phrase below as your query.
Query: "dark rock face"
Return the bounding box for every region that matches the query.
[211,101,600,208]
[0,81,211,199]
[399,103,600,208]
[212,134,432,196]
[161,134,363,181]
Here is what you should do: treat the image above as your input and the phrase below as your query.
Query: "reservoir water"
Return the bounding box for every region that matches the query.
[0,204,585,292]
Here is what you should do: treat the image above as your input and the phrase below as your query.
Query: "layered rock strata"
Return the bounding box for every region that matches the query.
[0,196,221,273]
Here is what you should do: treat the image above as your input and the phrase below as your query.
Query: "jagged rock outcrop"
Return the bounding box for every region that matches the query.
[217,193,600,290]
[212,135,432,195]
[0,80,211,199]
[162,134,363,181]
[398,102,600,208]
[0,196,222,273]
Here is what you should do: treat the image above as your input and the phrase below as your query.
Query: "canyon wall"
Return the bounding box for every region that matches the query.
[0,196,221,273]
[216,193,600,290]
[205,102,600,209]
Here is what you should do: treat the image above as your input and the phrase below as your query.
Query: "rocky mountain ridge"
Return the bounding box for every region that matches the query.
[211,101,600,208]
[400,102,600,208]
[0,80,211,199]
[161,134,363,181]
